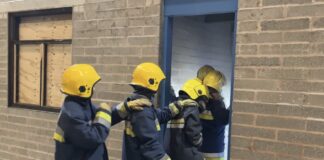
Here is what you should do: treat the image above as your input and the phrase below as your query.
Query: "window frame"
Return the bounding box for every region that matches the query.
[8,8,72,112]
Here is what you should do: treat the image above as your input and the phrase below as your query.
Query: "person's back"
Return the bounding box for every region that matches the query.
[165,103,203,160]
[122,63,171,160]
[122,62,199,160]
[123,93,167,160]
[199,69,229,160]
[55,96,109,160]
[165,78,209,160]
[200,98,228,157]
[54,64,111,160]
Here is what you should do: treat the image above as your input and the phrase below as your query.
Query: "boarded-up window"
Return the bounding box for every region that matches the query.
[46,44,72,107]
[9,8,72,110]
[19,14,72,40]
[18,45,42,105]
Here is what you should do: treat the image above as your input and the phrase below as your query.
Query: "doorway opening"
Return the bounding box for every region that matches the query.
[167,13,235,160]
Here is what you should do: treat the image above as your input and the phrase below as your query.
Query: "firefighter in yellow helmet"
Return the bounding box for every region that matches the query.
[54,64,151,160]
[197,65,215,81]
[199,70,229,160]
[122,62,196,160]
[165,78,209,160]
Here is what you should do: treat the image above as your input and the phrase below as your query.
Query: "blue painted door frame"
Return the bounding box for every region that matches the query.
[159,0,238,159]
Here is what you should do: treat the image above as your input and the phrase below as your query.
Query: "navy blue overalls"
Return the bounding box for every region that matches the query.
[164,96,204,160]
[199,98,229,159]
[54,96,123,160]
[122,91,175,160]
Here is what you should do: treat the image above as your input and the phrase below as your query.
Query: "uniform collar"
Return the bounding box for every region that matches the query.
[65,96,91,106]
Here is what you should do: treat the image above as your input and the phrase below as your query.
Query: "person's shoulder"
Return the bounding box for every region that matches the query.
[185,105,200,115]
[131,107,155,121]
[208,98,225,105]
[62,98,86,119]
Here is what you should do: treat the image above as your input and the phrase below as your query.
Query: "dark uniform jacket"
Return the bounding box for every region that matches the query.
[164,97,203,160]
[123,92,173,160]
[54,96,114,160]
[199,98,229,154]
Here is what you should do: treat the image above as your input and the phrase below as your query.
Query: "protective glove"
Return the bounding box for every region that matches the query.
[169,99,198,117]
[127,98,152,110]
[116,98,152,118]
[99,103,112,112]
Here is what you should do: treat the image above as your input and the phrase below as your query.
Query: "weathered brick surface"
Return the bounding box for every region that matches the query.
[0,0,161,159]
[72,1,161,158]
[261,18,310,31]
[233,1,324,159]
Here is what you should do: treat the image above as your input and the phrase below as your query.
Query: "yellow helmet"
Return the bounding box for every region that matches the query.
[197,65,215,81]
[180,78,209,100]
[61,64,101,98]
[131,62,166,92]
[203,70,226,93]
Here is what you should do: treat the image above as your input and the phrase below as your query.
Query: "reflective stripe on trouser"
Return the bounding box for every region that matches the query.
[160,154,171,160]
[166,118,185,129]
[53,126,65,143]
[203,152,224,159]
[125,118,161,137]
[199,110,214,120]
[93,111,111,128]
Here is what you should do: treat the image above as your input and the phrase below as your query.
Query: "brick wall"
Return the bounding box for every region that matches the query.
[0,0,162,160]
[1,10,60,160]
[231,0,324,159]
[72,0,161,159]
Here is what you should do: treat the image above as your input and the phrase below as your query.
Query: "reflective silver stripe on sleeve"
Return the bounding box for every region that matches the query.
[199,110,214,120]
[94,116,111,128]
[167,123,185,128]
[93,111,111,128]
[53,126,65,143]
[166,118,185,128]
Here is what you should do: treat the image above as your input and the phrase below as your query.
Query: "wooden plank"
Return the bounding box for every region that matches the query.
[19,14,72,41]
[46,44,72,107]
[18,44,42,105]
[40,44,45,106]
[13,44,17,103]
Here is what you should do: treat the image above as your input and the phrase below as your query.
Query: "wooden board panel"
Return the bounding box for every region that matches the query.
[46,44,72,107]
[18,44,42,105]
[19,14,72,40]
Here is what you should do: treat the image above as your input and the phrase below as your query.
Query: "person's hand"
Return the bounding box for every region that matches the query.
[116,98,152,119]
[169,99,199,117]
[127,98,152,111]
[99,103,112,112]
[177,99,198,108]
